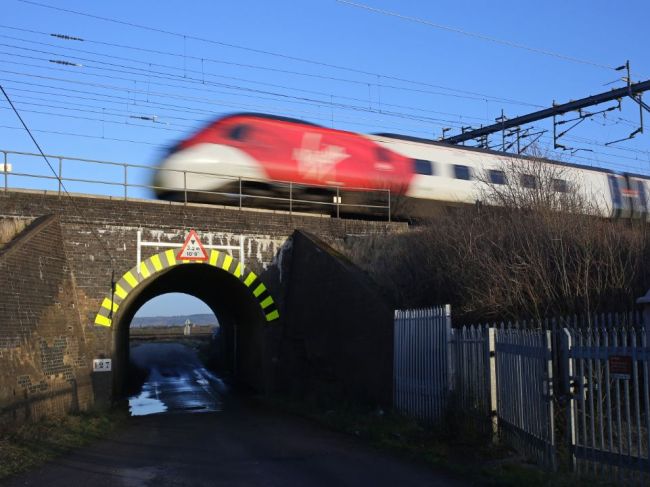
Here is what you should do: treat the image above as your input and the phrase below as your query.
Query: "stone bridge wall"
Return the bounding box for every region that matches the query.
[0,215,93,425]
[0,190,407,419]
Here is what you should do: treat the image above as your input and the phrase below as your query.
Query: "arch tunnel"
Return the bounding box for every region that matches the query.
[94,249,280,399]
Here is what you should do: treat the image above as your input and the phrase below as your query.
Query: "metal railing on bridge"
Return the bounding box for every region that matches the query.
[1,149,392,220]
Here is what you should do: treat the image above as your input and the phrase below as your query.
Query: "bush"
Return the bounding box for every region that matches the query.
[338,153,650,322]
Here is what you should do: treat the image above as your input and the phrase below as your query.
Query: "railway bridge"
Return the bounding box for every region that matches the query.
[0,190,406,423]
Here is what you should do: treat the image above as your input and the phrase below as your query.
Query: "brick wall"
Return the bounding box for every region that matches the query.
[0,215,93,426]
[0,190,405,329]
[277,231,394,405]
[0,191,407,413]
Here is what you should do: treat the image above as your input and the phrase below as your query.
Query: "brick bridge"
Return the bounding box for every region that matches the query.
[0,190,406,423]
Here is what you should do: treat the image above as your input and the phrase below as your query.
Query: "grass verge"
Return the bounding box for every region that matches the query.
[0,409,126,480]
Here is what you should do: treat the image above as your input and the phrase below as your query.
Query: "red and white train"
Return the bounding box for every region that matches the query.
[154,113,650,218]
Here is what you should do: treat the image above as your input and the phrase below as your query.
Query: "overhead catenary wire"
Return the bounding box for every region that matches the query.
[1,69,648,169]
[4,70,647,162]
[0,39,500,129]
[2,54,644,167]
[0,24,644,152]
[0,26,543,109]
[6,81,649,162]
[0,124,164,146]
[0,104,192,132]
[3,95,452,138]
[8,49,645,156]
[336,0,618,72]
[12,2,554,106]
[0,42,505,125]
[1,23,638,173]
[0,56,475,128]
[3,54,644,159]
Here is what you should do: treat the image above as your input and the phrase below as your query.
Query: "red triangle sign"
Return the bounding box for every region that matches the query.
[177,229,209,261]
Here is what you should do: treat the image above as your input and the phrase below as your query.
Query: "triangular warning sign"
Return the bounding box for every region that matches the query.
[177,229,209,261]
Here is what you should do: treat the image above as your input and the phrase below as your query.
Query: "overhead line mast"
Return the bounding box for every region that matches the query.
[441,65,650,150]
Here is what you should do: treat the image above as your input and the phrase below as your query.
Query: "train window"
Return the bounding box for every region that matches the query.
[489,170,507,185]
[552,178,569,193]
[520,174,538,189]
[453,165,472,180]
[608,175,622,207]
[637,181,648,212]
[413,159,434,176]
[376,147,391,162]
[228,124,250,141]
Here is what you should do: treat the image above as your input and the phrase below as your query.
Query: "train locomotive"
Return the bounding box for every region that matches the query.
[154,112,650,219]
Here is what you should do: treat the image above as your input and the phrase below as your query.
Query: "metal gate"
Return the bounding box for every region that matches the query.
[563,327,650,479]
[393,306,451,423]
[495,328,556,470]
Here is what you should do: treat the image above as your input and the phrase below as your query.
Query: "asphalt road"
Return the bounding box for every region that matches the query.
[128,342,226,416]
[2,343,470,487]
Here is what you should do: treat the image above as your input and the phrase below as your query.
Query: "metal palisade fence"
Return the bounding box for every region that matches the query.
[393,306,451,423]
[393,306,650,477]
[562,326,650,481]
[495,327,556,470]
[449,325,495,435]
[448,320,556,470]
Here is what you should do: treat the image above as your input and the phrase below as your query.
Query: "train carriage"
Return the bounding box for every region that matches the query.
[154,113,649,220]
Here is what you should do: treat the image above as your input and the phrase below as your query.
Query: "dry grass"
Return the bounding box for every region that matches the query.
[0,410,125,479]
[0,217,31,246]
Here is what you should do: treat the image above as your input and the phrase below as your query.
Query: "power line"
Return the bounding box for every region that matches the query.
[2,61,647,167]
[1,70,647,167]
[9,84,648,161]
[13,1,549,106]
[5,33,643,158]
[0,83,117,264]
[0,78,344,125]
[0,124,163,146]
[0,38,501,120]
[0,25,543,109]
[1,54,647,168]
[3,93,462,139]
[0,105,189,132]
[9,1,648,173]
[336,0,617,71]
[0,56,473,127]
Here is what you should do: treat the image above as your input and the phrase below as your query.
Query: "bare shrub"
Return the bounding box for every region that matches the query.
[338,152,650,322]
[474,148,593,215]
[0,218,31,245]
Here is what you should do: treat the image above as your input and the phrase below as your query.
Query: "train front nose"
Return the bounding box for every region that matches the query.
[154,143,265,199]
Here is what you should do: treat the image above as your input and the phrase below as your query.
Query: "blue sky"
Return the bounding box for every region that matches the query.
[136,293,213,318]
[2,0,649,315]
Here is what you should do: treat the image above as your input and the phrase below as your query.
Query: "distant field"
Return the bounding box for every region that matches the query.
[130,325,216,339]
[130,313,218,328]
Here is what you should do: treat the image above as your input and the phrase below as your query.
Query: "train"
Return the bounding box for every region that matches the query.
[154,112,650,219]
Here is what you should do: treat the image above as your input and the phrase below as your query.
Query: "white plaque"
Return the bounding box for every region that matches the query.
[93,358,112,372]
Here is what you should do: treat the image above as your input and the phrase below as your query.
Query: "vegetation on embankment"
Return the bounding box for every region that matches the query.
[0,410,126,480]
[339,156,650,323]
[261,393,616,487]
[0,217,32,249]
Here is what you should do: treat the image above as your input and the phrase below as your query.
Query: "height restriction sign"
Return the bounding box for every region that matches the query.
[177,229,209,261]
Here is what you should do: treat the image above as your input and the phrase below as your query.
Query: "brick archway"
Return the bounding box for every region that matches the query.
[94,249,279,327]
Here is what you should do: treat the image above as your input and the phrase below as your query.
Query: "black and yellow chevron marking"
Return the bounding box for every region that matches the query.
[94,249,279,327]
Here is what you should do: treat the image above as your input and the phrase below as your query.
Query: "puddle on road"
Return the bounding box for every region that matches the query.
[129,383,168,416]
[128,342,226,417]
